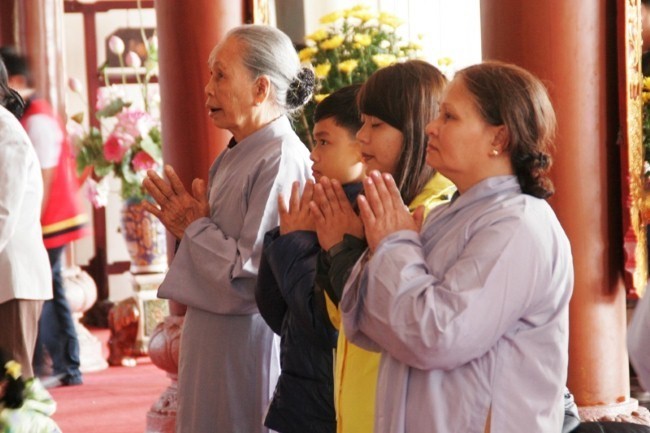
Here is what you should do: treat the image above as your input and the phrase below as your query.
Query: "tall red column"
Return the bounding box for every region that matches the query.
[481,0,632,418]
[146,1,243,431]
[13,0,66,116]
[0,0,16,46]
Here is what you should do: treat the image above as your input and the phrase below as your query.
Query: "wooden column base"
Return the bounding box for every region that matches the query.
[146,376,178,433]
[579,399,650,425]
[146,315,184,433]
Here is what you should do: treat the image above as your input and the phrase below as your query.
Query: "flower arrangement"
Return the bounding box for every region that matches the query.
[68,31,162,205]
[4,360,22,380]
[296,5,425,146]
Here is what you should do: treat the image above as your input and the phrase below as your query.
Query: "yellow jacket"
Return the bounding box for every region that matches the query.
[326,172,455,433]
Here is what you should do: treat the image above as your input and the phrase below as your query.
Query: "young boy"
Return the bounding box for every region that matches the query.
[255,85,364,433]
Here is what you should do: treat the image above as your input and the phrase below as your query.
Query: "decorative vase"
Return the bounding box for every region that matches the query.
[120,197,168,274]
[63,265,108,372]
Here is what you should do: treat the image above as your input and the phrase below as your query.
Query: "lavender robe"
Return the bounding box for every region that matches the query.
[158,116,311,433]
[340,176,574,433]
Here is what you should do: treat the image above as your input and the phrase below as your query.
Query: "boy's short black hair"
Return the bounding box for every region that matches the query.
[313,84,362,134]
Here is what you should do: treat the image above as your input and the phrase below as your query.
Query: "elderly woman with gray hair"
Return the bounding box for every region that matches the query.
[143,25,314,432]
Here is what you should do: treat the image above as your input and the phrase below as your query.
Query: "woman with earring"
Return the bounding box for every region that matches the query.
[340,61,573,432]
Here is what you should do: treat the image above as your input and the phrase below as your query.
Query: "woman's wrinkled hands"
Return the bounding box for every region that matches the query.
[278,180,315,235]
[310,176,364,251]
[142,165,210,240]
[358,171,423,252]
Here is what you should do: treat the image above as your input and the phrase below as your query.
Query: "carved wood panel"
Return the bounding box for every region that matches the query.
[619,0,647,298]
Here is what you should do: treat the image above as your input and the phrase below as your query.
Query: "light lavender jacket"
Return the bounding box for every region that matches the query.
[341,176,573,433]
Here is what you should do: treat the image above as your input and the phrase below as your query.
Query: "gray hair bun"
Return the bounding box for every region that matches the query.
[286,67,315,109]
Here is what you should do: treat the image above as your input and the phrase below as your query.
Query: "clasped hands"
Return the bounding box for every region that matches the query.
[281,171,424,252]
[142,165,210,240]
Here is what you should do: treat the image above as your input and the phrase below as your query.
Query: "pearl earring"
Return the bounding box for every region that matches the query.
[490,149,499,157]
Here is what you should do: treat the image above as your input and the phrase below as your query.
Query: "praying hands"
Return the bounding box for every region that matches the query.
[142,165,210,240]
[278,180,315,235]
[357,171,424,251]
[310,176,364,251]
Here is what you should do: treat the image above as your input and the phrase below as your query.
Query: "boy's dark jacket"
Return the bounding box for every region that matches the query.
[255,182,363,433]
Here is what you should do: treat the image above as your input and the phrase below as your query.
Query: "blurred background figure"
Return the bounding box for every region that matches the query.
[0,46,89,387]
[0,57,52,380]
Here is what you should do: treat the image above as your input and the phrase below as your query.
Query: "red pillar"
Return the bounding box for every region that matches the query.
[146,1,243,431]
[13,0,66,116]
[0,0,16,46]
[481,0,633,418]
[156,0,243,195]
[156,0,244,298]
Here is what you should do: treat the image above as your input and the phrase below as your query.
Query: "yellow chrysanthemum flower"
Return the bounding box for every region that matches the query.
[644,76,650,90]
[320,10,345,24]
[306,28,329,43]
[349,10,376,22]
[378,12,404,28]
[349,4,371,12]
[353,33,372,47]
[338,59,359,74]
[643,91,650,104]
[372,54,397,68]
[299,46,318,62]
[5,360,22,380]
[314,93,331,103]
[437,57,453,67]
[314,63,332,79]
[320,35,345,51]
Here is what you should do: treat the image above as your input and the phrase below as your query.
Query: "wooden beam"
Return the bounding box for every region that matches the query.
[64,0,154,13]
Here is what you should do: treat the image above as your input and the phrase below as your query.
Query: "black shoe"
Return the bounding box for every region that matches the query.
[41,373,83,388]
[61,374,83,386]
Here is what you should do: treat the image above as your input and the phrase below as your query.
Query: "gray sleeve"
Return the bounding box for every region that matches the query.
[341,220,570,371]
[158,142,310,315]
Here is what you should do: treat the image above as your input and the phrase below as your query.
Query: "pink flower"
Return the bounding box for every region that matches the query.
[115,109,154,141]
[125,51,142,68]
[68,77,83,94]
[96,86,125,111]
[131,151,157,172]
[109,35,125,55]
[82,178,109,208]
[103,133,128,162]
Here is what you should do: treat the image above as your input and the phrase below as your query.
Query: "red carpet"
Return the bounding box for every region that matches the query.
[49,329,169,433]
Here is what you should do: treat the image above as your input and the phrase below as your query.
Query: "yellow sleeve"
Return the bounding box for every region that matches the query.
[325,291,341,330]
[408,172,456,217]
